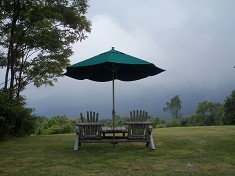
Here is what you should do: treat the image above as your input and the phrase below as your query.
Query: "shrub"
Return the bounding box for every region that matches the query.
[171,119,180,127]
[223,90,235,125]
[35,115,75,135]
[45,125,64,135]
[0,90,36,140]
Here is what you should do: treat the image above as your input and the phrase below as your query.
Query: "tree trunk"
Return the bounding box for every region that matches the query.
[16,57,24,98]
[7,0,21,99]
[4,48,11,90]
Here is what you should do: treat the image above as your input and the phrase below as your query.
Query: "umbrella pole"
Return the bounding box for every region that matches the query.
[112,78,115,129]
[112,74,116,147]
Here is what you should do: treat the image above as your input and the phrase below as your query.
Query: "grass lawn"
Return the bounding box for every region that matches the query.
[0,126,234,176]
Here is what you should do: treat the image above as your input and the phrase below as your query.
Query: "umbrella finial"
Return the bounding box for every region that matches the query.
[112,47,115,50]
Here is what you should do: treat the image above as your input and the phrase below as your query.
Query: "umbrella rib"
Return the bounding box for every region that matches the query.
[103,62,118,79]
[87,65,101,79]
[129,64,148,77]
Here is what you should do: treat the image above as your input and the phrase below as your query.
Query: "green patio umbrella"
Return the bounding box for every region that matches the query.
[64,47,165,128]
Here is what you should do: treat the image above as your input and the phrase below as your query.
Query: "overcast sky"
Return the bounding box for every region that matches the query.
[20,0,235,119]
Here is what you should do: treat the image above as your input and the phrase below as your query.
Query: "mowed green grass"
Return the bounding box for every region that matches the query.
[0,126,234,176]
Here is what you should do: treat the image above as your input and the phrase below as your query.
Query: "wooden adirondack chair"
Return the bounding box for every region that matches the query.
[74,111,103,150]
[125,110,155,149]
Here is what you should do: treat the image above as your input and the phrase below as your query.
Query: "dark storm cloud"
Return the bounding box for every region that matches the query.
[23,0,235,119]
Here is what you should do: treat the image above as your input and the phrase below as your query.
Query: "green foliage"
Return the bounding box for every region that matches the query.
[180,114,199,126]
[165,119,181,127]
[35,115,75,135]
[148,116,166,128]
[179,101,223,127]
[0,90,36,140]
[0,0,91,98]
[196,101,223,126]
[98,115,128,127]
[163,95,182,121]
[223,89,235,125]
[99,115,166,129]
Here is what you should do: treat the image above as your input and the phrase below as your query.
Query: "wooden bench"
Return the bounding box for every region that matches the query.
[74,110,155,150]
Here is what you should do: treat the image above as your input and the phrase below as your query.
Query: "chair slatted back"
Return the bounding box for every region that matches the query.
[127,110,149,139]
[79,111,101,139]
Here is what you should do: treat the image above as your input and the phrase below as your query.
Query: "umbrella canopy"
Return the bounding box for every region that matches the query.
[65,47,165,82]
[65,47,165,128]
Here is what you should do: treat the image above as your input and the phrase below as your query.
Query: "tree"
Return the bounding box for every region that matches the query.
[196,101,223,126]
[223,90,235,125]
[0,0,91,99]
[163,95,182,121]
